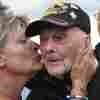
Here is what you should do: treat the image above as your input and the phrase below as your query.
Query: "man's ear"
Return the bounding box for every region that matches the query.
[84,35,90,48]
[0,50,6,67]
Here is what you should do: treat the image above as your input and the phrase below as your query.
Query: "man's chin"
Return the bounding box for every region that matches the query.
[46,66,65,77]
[45,63,72,77]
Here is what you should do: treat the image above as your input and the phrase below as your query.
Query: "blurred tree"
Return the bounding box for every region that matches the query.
[0,1,13,16]
[96,9,100,36]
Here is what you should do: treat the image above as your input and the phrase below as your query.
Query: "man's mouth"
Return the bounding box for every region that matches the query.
[47,59,63,63]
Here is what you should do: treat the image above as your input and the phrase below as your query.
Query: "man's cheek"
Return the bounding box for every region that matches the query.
[63,43,74,56]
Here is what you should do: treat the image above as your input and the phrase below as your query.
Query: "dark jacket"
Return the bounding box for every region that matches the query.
[25,69,95,100]
[91,42,100,100]
[26,70,71,100]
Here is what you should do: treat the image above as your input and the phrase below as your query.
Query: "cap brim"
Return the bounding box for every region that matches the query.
[25,16,74,37]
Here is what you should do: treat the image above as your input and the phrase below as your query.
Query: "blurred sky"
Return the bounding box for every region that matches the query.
[0,0,100,17]
[80,0,100,15]
[0,0,100,47]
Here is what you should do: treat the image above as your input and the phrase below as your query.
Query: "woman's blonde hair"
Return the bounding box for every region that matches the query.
[0,16,30,47]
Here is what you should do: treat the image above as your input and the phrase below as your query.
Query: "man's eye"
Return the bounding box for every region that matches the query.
[54,35,64,41]
[40,36,48,41]
[19,40,26,43]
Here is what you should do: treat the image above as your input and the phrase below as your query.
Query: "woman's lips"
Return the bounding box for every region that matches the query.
[32,55,41,62]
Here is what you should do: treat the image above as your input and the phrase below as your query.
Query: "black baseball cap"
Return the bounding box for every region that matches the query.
[25,3,90,37]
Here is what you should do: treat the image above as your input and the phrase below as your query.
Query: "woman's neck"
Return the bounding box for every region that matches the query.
[0,71,32,100]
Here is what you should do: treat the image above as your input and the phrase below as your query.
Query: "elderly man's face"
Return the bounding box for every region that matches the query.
[0,32,41,75]
[40,26,89,76]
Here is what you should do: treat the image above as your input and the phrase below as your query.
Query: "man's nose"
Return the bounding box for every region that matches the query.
[43,39,56,52]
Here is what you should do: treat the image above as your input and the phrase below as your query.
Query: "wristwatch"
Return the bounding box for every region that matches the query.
[65,96,88,100]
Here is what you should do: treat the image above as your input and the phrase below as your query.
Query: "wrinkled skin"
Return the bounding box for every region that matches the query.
[40,26,90,77]
[71,48,96,96]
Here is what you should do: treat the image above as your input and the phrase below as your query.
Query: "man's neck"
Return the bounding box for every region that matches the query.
[53,74,64,80]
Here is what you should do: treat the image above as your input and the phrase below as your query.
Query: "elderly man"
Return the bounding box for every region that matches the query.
[0,16,42,100]
[25,3,96,100]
